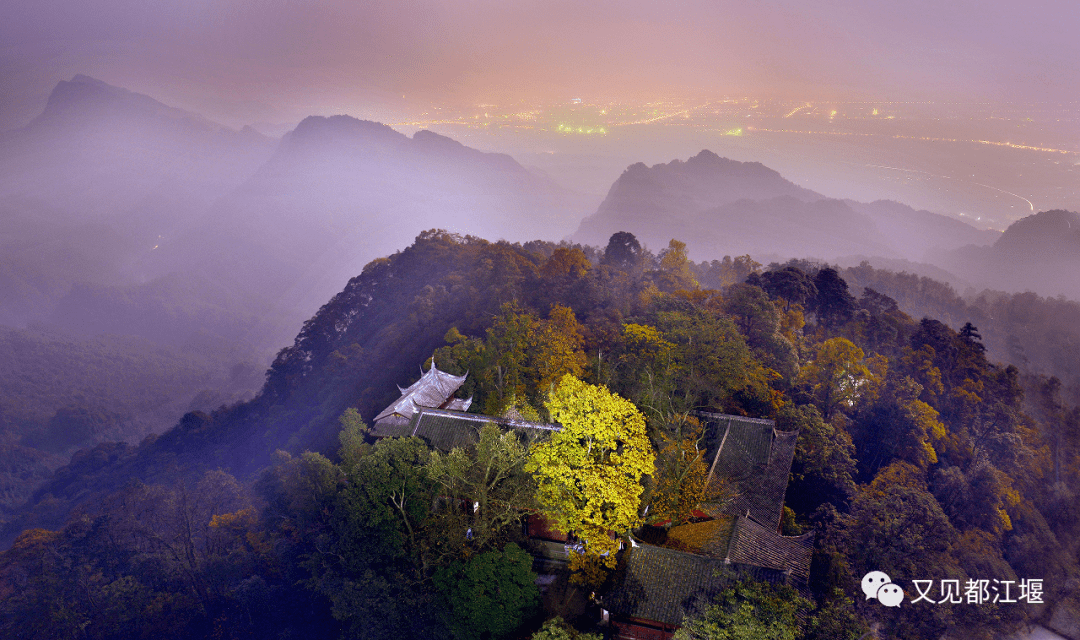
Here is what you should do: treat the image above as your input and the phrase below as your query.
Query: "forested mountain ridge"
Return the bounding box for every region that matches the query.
[0,324,267,538]
[0,77,594,515]
[2,229,1078,640]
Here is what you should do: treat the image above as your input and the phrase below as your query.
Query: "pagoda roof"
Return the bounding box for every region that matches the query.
[372,361,468,425]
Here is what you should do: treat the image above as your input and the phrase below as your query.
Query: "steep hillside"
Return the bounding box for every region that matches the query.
[3,230,1077,640]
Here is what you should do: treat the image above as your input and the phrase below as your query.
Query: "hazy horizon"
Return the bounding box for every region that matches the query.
[4,1,1080,230]
[4,0,1079,127]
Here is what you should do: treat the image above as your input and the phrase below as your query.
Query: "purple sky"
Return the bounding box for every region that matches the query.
[2,0,1078,130]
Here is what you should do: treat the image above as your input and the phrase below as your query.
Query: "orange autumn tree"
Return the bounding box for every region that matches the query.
[649,414,719,526]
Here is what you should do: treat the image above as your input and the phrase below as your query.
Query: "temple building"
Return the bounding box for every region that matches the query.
[370,361,473,437]
[602,413,812,640]
[696,412,800,530]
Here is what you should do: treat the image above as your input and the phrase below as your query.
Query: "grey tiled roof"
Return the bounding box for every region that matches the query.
[607,413,811,628]
[370,414,412,438]
[664,516,813,587]
[696,412,798,529]
[371,361,468,431]
[726,516,814,583]
[398,408,559,452]
[664,517,736,557]
[607,529,813,627]
[603,544,735,627]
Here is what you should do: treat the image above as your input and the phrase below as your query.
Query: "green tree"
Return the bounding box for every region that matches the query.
[614,322,678,411]
[843,461,965,639]
[673,579,809,640]
[426,422,537,555]
[654,239,699,292]
[526,375,656,569]
[531,304,587,394]
[853,375,947,476]
[781,403,857,514]
[812,267,855,328]
[649,414,718,526]
[648,300,773,415]
[484,303,540,414]
[803,591,867,640]
[602,231,644,273]
[433,543,540,640]
[338,437,435,570]
[756,266,817,311]
[530,617,602,640]
[338,407,370,464]
[297,437,447,639]
[723,283,798,382]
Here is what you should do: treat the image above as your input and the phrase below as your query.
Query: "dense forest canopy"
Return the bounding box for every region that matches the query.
[2,229,1078,640]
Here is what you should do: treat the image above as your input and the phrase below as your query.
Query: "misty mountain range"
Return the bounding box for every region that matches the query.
[0,75,591,355]
[3,74,1080,364]
[932,208,1080,299]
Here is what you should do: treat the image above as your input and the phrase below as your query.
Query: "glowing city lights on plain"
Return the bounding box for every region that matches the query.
[556,124,607,135]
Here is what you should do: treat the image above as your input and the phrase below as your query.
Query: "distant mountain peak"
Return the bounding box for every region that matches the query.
[43,75,137,114]
[573,152,824,249]
[605,152,814,199]
[994,208,1080,255]
[68,74,114,88]
[281,115,408,154]
[411,129,463,148]
[292,114,402,136]
[34,74,218,133]
[689,149,721,162]
[410,128,523,172]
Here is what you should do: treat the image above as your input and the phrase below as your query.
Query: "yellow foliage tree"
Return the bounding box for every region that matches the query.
[526,375,656,573]
[655,239,699,292]
[531,304,587,393]
[801,337,881,419]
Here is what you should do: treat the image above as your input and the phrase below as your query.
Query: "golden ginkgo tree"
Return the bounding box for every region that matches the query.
[526,375,655,577]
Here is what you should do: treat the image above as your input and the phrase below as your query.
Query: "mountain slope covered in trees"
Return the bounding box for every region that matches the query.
[2,230,1078,640]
